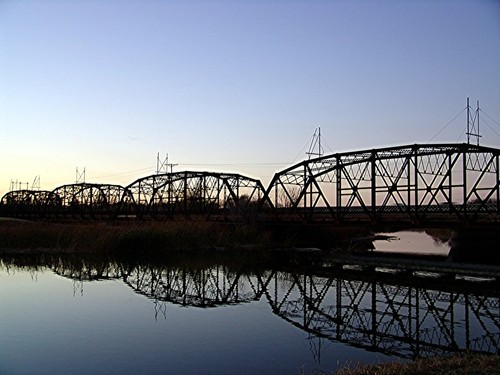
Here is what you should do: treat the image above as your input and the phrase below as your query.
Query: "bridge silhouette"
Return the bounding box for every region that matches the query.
[2,143,499,227]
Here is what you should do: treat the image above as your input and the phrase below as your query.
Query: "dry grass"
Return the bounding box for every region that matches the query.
[334,354,500,375]
[0,219,271,255]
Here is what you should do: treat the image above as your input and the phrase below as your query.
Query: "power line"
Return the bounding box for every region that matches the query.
[480,117,500,139]
[291,141,310,164]
[427,107,466,143]
[480,109,500,128]
[92,166,156,180]
[179,162,290,167]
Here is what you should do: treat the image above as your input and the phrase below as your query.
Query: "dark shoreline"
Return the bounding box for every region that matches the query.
[0,218,372,256]
[334,353,500,375]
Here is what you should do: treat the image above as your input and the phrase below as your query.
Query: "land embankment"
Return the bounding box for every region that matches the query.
[335,353,500,375]
[0,218,370,256]
[0,219,268,255]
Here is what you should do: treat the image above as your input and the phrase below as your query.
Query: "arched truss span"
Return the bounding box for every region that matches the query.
[264,143,500,225]
[121,171,268,220]
[123,264,264,308]
[0,190,52,218]
[45,183,127,219]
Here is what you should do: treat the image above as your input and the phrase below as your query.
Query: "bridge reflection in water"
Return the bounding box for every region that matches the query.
[36,255,499,360]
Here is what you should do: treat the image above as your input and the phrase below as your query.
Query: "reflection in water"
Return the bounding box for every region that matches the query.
[123,264,266,308]
[374,230,451,255]
[3,253,498,363]
[267,272,499,359]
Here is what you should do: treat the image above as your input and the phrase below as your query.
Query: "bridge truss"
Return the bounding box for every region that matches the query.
[44,183,127,219]
[264,143,500,226]
[121,171,267,220]
[1,143,499,225]
[0,189,52,218]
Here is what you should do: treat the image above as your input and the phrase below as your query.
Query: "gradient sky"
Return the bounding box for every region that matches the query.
[1,0,500,195]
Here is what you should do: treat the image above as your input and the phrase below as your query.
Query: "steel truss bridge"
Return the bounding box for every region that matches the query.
[43,259,500,359]
[1,143,499,226]
[1,172,265,221]
[265,143,500,226]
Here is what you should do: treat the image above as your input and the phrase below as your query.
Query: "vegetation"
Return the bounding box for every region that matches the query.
[0,217,373,256]
[0,219,272,256]
[333,353,500,375]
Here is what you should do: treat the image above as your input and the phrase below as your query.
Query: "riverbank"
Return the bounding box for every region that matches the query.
[0,218,371,256]
[335,353,500,375]
[0,219,271,255]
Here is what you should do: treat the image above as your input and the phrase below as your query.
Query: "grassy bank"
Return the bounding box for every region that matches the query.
[0,219,272,256]
[334,353,500,375]
[0,218,371,256]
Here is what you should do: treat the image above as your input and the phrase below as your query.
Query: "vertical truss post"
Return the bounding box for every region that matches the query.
[371,151,376,217]
[168,175,172,217]
[415,287,420,356]
[236,176,240,209]
[203,176,206,215]
[336,277,341,341]
[463,148,467,216]
[183,172,188,214]
[303,274,307,328]
[217,178,220,213]
[448,153,453,207]
[371,281,377,347]
[450,292,455,348]
[414,147,419,218]
[465,294,470,350]
[496,154,500,212]
[336,156,342,215]
[409,287,413,347]
[303,164,307,210]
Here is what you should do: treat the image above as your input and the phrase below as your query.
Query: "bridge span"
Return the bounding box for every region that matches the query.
[264,143,500,227]
[1,143,499,227]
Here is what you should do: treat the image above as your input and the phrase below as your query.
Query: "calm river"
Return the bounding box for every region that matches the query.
[1,231,498,374]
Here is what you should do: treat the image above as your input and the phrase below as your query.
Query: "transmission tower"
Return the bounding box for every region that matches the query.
[10,179,28,191]
[466,97,481,145]
[306,127,324,159]
[75,167,86,183]
[31,176,41,190]
[156,153,177,174]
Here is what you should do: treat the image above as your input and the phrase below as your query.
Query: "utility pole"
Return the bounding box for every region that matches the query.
[167,154,178,173]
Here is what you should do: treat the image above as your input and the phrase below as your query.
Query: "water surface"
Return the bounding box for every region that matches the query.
[1,251,497,375]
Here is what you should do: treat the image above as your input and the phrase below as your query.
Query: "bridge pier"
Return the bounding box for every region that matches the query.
[449,228,500,264]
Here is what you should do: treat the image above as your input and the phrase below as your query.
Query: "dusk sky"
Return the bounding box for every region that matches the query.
[1,0,499,195]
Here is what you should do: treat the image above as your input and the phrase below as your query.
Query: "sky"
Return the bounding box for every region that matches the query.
[1,0,500,195]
